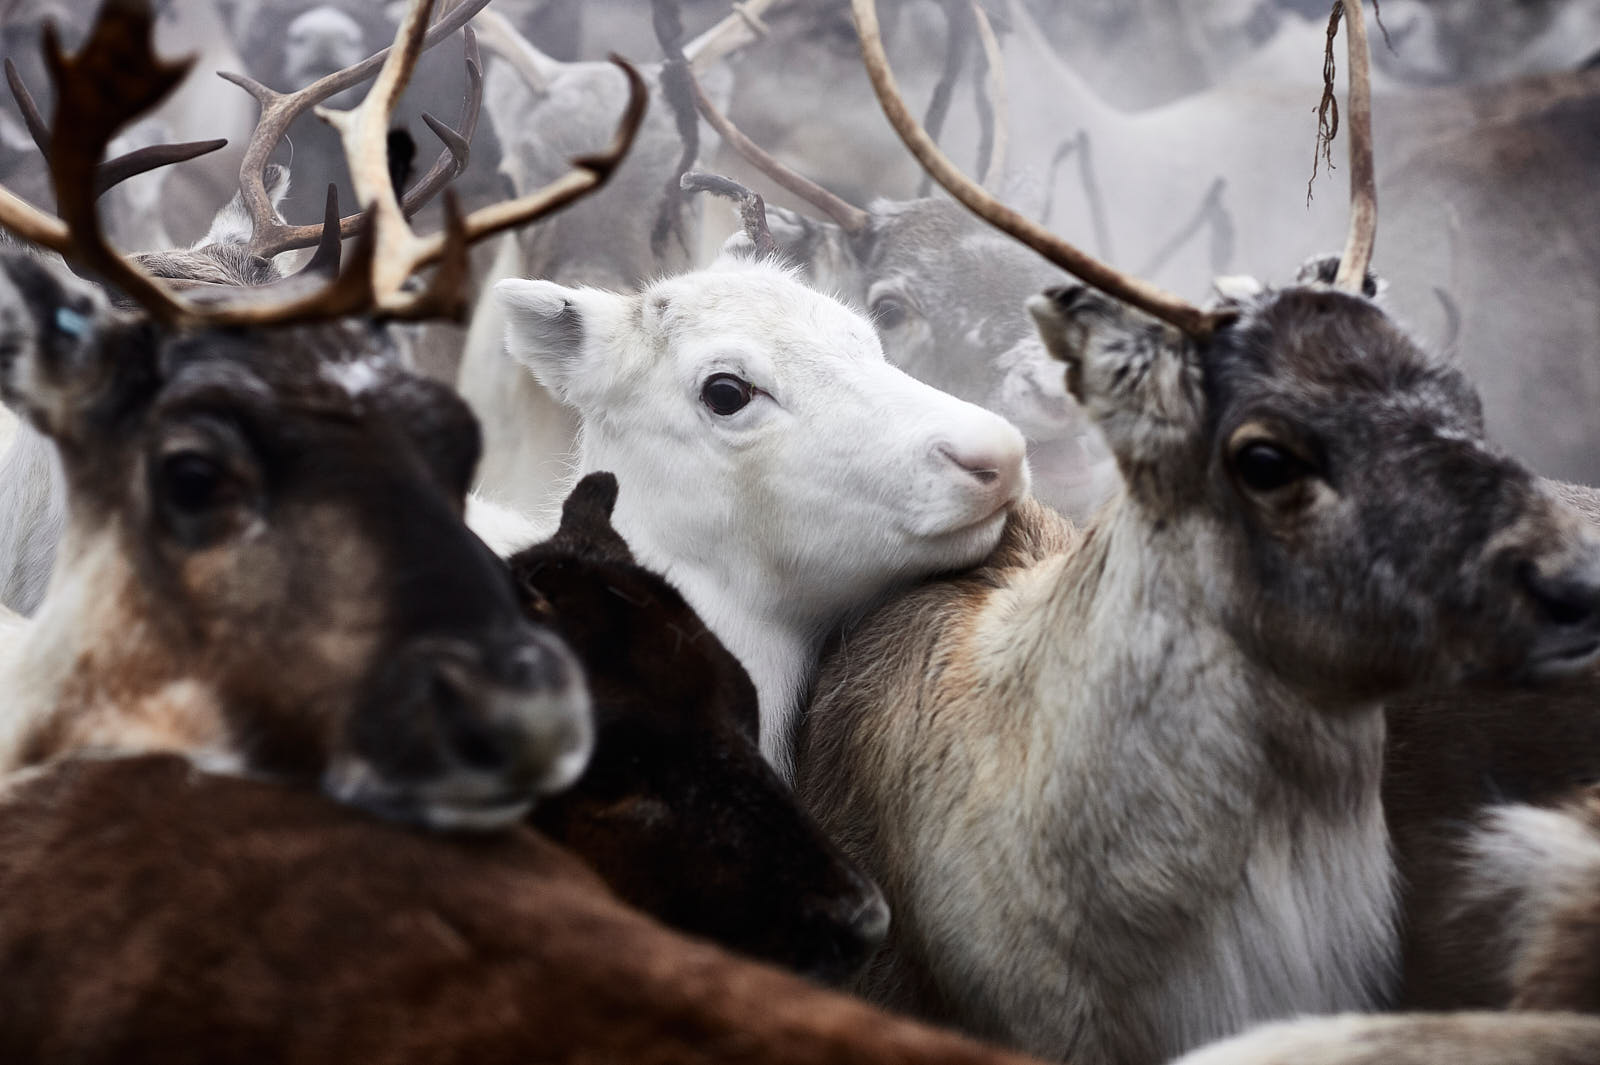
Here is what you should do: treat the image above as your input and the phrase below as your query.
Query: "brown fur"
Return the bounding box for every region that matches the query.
[0,754,1041,1065]
[1387,480,1600,1009]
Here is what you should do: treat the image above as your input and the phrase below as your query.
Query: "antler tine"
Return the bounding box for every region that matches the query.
[971,0,1008,189]
[447,56,649,250]
[687,70,871,236]
[401,27,482,215]
[316,0,450,308]
[40,4,193,323]
[6,57,229,202]
[681,170,777,258]
[850,0,1219,336]
[222,0,494,260]
[684,0,785,73]
[1334,0,1376,293]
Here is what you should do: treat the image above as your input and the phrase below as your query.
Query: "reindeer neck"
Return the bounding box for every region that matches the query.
[999,501,1397,1055]
[0,524,230,776]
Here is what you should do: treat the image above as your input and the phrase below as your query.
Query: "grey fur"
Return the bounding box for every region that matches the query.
[796,279,1600,1065]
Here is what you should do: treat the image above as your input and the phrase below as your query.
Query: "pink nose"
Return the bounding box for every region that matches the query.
[937,436,1026,499]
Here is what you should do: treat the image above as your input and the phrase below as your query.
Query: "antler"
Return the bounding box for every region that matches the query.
[5,58,227,200]
[850,0,1220,335]
[470,8,563,95]
[1333,0,1376,293]
[219,0,492,259]
[681,170,776,257]
[684,0,787,73]
[688,71,871,236]
[971,0,1008,189]
[0,0,648,329]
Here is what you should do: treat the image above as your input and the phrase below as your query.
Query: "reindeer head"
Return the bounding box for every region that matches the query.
[1031,277,1600,697]
[512,473,888,981]
[854,0,1600,697]
[684,41,1117,518]
[495,256,1028,619]
[0,0,652,827]
[0,254,592,826]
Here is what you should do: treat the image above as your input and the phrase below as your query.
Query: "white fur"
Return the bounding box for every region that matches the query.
[496,256,1028,777]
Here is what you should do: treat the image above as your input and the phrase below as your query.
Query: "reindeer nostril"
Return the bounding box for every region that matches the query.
[1520,561,1600,628]
[937,445,1003,486]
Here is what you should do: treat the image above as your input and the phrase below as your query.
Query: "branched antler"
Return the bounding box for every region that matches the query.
[847,0,1221,335]
[0,0,648,329]
[4,57,226,200]
[218,0,493,259]
[688,69,871,235]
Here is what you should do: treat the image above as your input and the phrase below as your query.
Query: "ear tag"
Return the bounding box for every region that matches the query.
[54,307,90,339]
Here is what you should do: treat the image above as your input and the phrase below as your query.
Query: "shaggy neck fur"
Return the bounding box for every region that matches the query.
[0,522,229,776]
[828,499,1398,1065]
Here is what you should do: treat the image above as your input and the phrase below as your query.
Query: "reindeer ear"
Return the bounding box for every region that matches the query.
[547,472,634,565]
[1028,286,1205,497]
[0,253,143,444]
[494,279,630,406]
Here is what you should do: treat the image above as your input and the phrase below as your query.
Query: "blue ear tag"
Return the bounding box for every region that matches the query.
[54,307,90,338]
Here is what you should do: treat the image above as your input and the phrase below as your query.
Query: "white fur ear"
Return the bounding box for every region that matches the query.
[494,278,627,405]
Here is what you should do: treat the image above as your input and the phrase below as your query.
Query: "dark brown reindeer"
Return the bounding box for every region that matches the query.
[794,2,1600,1063]
[0,751,1052,1065]
[510,471,889,981]
[0,0,491,616]
[0,0,649,826]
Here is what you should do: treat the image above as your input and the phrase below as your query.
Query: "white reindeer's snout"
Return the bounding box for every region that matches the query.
[898,387,1029,543]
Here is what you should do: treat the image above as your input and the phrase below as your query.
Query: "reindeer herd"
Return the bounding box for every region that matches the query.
[0,0,1597,1062]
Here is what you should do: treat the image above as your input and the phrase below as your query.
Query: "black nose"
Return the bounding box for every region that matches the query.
[802,877,891,975]
[1521,561,1600,629]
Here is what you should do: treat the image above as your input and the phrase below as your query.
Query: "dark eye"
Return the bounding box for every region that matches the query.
[871,294,908,330]
[701,373,753,416]
[159,452,231,514]
[1233,441,1310,493]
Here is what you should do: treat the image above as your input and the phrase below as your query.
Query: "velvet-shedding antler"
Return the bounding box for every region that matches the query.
[850,0,1221,335]
[0,0,648,329]
[680,170,776,257]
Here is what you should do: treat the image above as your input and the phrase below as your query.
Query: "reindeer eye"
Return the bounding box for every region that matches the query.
[701,373,753,416]
[1232,441,1311,493]
[159,452,232,514]
[871,294,908,330]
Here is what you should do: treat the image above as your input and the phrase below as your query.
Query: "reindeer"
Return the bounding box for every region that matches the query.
[792,4,1600,1062]
[684,31,1121,521]
[0,0,649,825]
[0,751,1053,1065]
[457,1,781,516]
[511,471,889,980]
[494,246,1027,779]
[0,0,488,614]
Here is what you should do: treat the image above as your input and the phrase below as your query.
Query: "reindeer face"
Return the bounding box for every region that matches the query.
[749,198,1116,518]
[1030,281,1600,699]
[497,257,1028,615]
[0,255,591,829]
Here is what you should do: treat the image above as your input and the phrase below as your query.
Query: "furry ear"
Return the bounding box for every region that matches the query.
[0,253,142,445]
[547,472,634,565]
[1028,285,1205,502]
[493,279,632,406]
[197,163,290,249]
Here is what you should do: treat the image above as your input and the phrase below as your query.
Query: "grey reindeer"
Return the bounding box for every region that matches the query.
[795,3,1600,1063]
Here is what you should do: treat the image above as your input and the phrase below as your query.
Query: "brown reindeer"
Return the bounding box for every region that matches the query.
[793,3,1600,1063]
[511,472,890,981]
[0,752,1047,1065]
[0,0,648,826]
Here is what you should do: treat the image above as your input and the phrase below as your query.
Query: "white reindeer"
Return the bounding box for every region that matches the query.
[495,252,1027,777]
